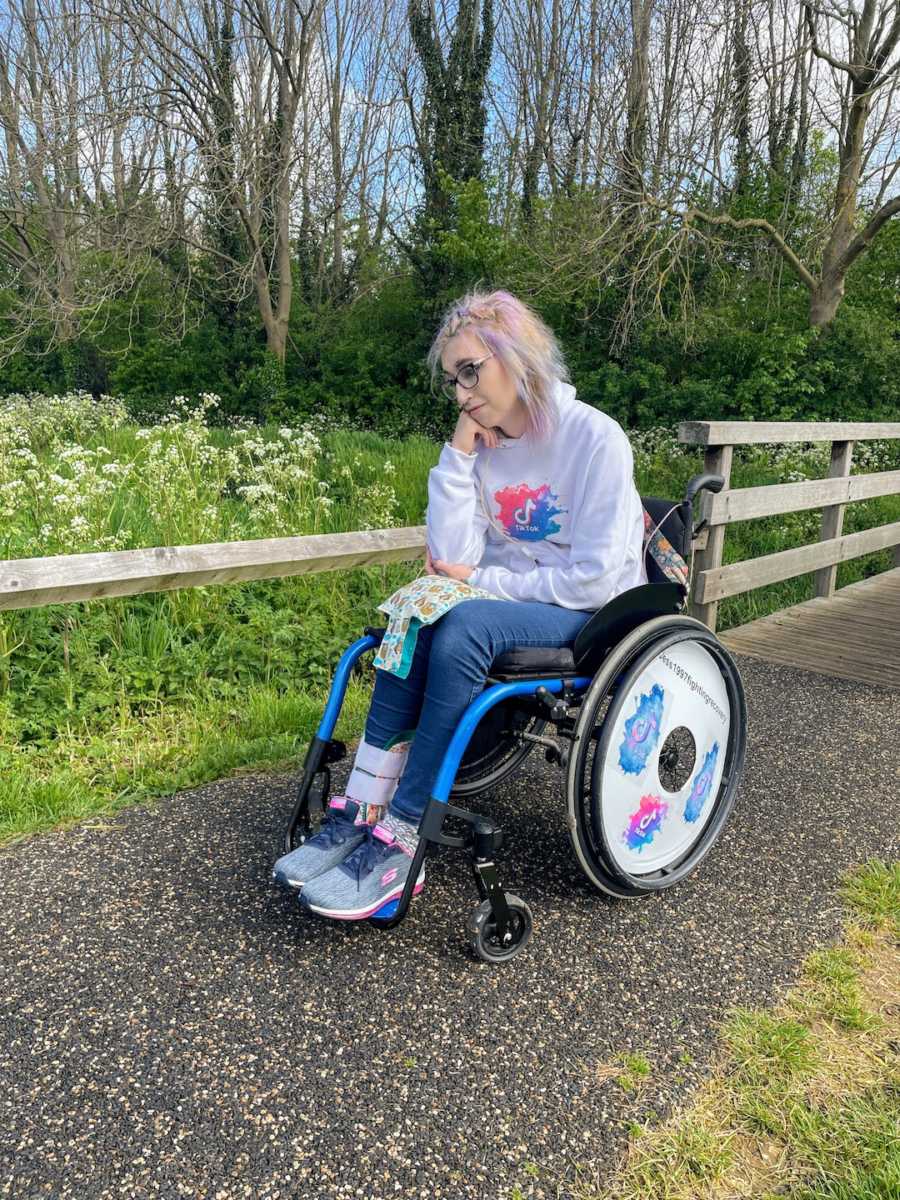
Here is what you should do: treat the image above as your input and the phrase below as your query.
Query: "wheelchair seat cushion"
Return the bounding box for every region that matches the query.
[489,582,683,680]
[489,645,577,678]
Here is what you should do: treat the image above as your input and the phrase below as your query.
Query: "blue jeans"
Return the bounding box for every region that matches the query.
[363,599,593,823]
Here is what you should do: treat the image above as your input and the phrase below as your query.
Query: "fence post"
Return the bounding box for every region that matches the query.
[688,443,733,632]
[814,439,854,599]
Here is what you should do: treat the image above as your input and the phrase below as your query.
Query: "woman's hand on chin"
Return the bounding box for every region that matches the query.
[432,559,475,582]
[451,410,501,453]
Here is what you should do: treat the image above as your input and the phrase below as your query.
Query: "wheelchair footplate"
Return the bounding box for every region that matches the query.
[368,798,533,964]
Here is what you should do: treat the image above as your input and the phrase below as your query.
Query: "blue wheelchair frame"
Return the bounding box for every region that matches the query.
[300,629,593,927]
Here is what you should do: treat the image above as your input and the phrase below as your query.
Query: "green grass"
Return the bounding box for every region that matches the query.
[0,677,372,845]
[795,946,882,1032]
[778,1088,900,1200]
[841,860,900,936]
[575,860,900,1200]
[616,1052,653,1093]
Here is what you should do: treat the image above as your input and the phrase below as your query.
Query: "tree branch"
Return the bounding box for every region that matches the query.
[837,192,900,273]
[643,193,818,291]
[803,2,861,80]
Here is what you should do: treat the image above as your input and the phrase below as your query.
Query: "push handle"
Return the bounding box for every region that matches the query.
[677,474,726,563]
[684,473,725,503]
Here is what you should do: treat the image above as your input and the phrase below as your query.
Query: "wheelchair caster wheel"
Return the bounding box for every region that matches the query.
[467,894,533,963]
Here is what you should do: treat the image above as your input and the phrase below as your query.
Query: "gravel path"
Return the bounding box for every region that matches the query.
[2,655,898,1200]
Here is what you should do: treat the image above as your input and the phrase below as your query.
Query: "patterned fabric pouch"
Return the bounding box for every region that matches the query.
[642,507,689,588]
[373,575,501,678]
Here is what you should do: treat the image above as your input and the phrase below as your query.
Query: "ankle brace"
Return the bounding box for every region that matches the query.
[345,738,412,824]
[376,811,420,858]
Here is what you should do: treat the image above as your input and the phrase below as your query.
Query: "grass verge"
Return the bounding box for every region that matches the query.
[0,677,372,847]
[573,860,900,1200]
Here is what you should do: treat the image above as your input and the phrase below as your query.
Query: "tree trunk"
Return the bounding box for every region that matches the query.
[618,0,654,217]
[732,0,751,197]
[809,275,845,327]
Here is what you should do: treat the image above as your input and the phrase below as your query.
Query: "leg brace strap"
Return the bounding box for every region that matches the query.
[345,737,411,808]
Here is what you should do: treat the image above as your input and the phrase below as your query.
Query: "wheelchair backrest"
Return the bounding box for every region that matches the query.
[641,495,689,586]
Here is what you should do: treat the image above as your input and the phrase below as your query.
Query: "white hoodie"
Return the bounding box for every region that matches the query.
[425,380,648,611]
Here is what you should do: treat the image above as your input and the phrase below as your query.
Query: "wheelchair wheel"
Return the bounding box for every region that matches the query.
[450,697,547,800]
[467,894,533,963]
[566,615,747,898]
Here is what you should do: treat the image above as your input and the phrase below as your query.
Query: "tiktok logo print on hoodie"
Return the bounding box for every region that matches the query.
[494,483,567,541]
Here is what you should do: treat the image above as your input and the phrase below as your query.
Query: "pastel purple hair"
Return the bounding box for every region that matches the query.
[427,289,569,441]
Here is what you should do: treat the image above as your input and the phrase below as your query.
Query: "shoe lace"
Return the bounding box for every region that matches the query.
[337,828,393,882]
[315,808,356,849]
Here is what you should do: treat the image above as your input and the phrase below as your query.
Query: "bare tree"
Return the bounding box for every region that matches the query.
[640,0,900,328]
[0,0,164,367]
[313,0,396,301]
[619,0,654,215]
[118,0,328,363]
[802,0,900,322]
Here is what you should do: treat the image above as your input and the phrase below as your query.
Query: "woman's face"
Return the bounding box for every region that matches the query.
[440,329,527,437]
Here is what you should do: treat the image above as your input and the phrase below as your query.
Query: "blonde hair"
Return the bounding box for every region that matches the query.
[427,289,569,441]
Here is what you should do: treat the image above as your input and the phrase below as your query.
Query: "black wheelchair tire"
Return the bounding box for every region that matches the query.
[467,894,534,963]
[449,700,548,801]
[565,615,747,898]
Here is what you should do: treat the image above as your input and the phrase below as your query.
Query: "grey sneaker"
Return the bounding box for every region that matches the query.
[272,797,368,891]
[299,820,424,921]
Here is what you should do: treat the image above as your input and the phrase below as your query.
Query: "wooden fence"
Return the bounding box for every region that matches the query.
[681,421,900,632]
[0,526,427,612]
[2,422,899,635]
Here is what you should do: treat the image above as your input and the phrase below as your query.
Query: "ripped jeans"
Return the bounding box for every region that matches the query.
[363,598,592,824]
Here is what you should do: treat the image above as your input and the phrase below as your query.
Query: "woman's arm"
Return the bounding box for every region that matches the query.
[425,412,499,565]
[425,445,490,564]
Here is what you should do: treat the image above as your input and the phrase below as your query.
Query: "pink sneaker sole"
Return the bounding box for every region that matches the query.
[304,874,425,921]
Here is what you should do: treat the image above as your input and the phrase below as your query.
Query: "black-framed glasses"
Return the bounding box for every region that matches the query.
[440,353,494,401]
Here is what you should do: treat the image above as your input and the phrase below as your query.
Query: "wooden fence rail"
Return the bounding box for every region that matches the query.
[2,423,900,637]
[0,527,428,612]
[680,421,900,631]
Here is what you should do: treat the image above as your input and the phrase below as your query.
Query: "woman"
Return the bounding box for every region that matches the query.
[273,289,647,919]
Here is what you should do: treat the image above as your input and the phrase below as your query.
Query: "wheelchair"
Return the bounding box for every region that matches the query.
[282,473,747,964]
